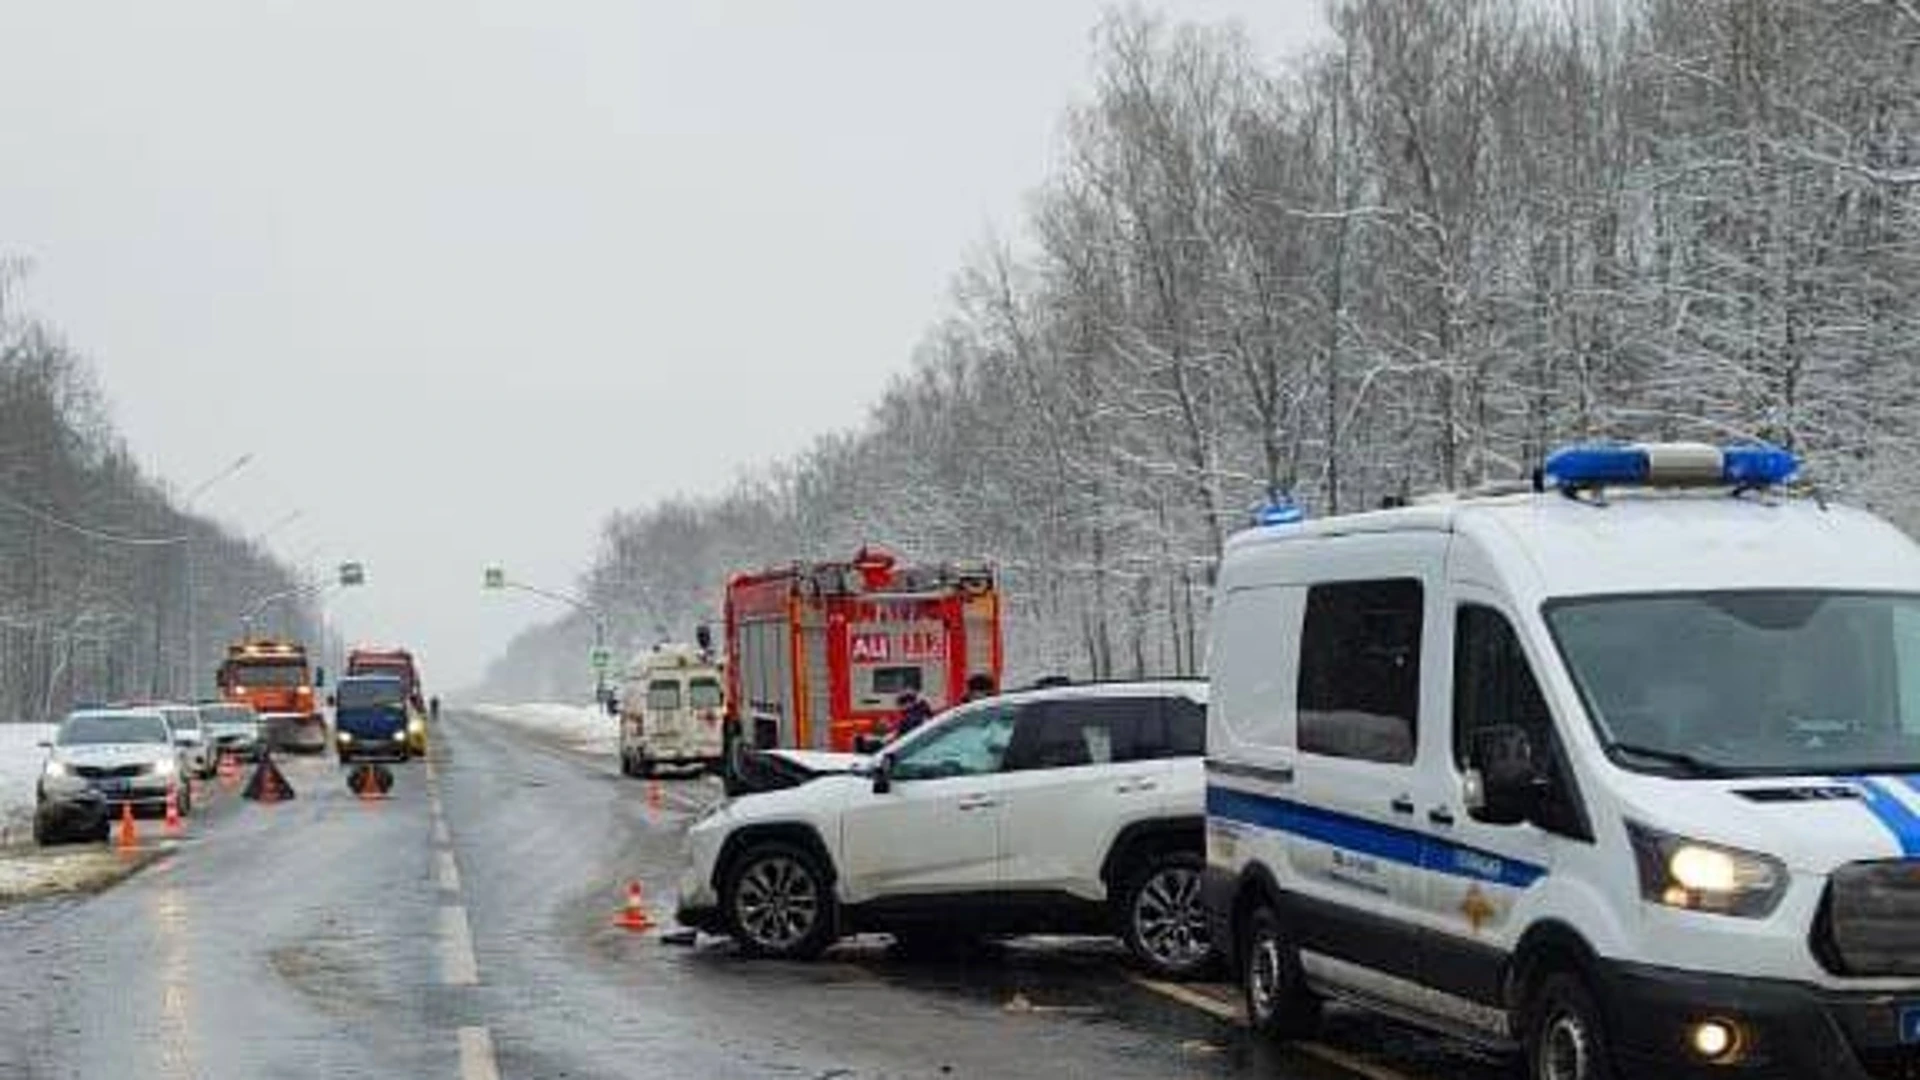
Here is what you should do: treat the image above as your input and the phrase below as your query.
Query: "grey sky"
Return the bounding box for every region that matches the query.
[0,1,1325,690]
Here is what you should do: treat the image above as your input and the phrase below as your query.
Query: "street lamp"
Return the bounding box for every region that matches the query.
[182,452,255,699]
[482,566,611,701]
[242,561,366,640]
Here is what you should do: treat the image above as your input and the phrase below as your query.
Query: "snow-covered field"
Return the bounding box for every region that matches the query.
[0,724,55,849]
[468,703,619,756]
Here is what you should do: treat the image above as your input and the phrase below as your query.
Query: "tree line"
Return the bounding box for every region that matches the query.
[476,0,1920,698]
[0,268,319,721]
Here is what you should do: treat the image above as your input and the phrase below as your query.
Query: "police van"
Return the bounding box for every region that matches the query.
[1204,443,1920,1080]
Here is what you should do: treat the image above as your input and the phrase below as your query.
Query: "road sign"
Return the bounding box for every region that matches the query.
[590,645,613,672]
[484,566,506,590]
[338,561,366,587]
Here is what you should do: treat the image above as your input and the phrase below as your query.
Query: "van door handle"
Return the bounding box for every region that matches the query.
[957,796,998,811]
[1390,795,1415,815]
[1429,807,1456,827]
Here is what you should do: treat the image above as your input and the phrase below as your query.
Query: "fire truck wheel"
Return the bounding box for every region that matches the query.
[722,841,838,960]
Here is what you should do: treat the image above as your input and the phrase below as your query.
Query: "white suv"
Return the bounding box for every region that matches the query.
[677,680,1214,978]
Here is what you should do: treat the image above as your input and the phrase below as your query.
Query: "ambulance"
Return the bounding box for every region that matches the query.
[1205,443,1920,1080]
[619,642,727,777]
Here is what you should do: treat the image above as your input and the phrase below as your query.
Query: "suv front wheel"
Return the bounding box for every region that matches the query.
[722,841,838,960]
[1117,850,1216,979]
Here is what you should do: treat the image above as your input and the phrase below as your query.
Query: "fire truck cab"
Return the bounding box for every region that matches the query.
[723,546,1002,760]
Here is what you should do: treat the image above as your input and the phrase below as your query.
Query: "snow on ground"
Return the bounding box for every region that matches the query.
[0,724,55,849]
[469,703,619,756]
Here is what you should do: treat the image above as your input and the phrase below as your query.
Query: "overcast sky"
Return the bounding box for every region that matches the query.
[0,1,1325,690]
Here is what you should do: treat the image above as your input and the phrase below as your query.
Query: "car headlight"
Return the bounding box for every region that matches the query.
[43,760,69,778]
[153,757,178,777]
[337,731,354,743]
[392,730,407,741]
[1629,822,1787,918]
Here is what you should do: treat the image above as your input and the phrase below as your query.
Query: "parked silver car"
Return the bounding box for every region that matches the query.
[36,709,191,838]
[158,704,213,779]
[197,701,264,763]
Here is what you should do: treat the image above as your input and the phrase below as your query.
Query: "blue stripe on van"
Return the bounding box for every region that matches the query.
[1208,784,1547,890]
[1852,777,1920,857]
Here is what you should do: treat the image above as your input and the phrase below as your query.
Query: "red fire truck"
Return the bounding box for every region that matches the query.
[723,546,1002,756]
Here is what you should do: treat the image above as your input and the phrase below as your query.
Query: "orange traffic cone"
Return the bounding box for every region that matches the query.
[163,782,183,835]
[646,778,664,811]
[356,765,383,801]
[116,802,138,852]
[218,753,239,788]
[615,880,655,932]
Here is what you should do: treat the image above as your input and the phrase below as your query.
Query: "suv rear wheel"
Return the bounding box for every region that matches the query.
[722,841,838,960]
[1243,900,1321,1040]
[1118,850,1216,979]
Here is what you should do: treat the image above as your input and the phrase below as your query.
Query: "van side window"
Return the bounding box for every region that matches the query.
[1455,605,1592,841]
[1298,579,1422,764]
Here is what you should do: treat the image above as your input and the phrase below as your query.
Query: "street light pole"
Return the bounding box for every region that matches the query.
[181,452,254,699]
[481,567,612,702]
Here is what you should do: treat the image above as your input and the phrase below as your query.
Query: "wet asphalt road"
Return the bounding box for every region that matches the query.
[0,710,1511,1080]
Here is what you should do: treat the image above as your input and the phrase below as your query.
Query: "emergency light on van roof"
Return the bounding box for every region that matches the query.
[1542,442,1798,492]
[1253,496,1305,527]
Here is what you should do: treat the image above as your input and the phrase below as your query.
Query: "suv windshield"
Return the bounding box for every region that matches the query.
[337,678,404,710]
[1547,590,1920,777]
[58,713,171,746]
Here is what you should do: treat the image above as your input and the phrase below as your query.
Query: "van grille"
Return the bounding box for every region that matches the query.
[1818,861,1920,977]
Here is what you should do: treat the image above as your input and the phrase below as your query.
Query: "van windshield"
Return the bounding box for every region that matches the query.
[337,679,404,710]
[1547,590,1920,777]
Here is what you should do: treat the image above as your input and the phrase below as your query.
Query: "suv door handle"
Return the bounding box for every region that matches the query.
[1428,807,1456,827]
[1115,779,1158,794]
[1390,795,1415,815]
[957,796,998,811]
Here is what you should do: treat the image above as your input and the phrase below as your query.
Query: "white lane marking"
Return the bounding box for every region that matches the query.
[439,905,479,985]
[1128,975,1422,1080]
[1129,975,1240,1022]
[435,850,461,892]
[458,1025,500,1080]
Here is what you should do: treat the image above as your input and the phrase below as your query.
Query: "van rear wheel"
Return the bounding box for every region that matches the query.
[1243,901,1320,1040]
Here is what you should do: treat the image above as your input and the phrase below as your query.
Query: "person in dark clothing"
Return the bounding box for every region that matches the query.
[963,673,996,703]
[895,691,934,737]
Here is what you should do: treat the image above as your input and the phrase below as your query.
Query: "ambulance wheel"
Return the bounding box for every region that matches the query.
[636,757,656,779]
[722,841,837,960]
[1242,901,1320,1040]
[618,752,635,777]
[1524,972,1617,1080]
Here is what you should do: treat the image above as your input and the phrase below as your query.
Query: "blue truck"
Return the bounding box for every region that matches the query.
[331,674,411,763]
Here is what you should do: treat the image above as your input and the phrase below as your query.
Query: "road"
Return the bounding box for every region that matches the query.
[0,709,1506,1080]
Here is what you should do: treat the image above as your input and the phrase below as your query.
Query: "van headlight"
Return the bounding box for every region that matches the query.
[43,760,69,778]
[1629,823,1787,918]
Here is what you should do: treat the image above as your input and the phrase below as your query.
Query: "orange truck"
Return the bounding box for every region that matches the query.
[722,546,1003,757]
[216,640,328,752]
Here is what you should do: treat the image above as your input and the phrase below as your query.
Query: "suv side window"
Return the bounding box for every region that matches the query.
[1298,579,1422,764]
[892,704,1015,780]
[1005,699,1124,770]
[1454,604,1591,840]
[1124,695,1206,760]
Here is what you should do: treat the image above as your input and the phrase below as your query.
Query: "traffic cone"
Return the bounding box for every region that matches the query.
[116,802,138,852]
[614,880,655,932]
[647,778,664,811]
[218,753,239,788]
[356,764,382,801]
[163,782,182,835]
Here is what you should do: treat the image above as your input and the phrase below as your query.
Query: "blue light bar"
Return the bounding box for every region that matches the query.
[1542,442,1799,491]
[1254,496,1305,527]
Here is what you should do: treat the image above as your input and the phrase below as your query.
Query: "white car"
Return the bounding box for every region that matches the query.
[158,704,213,779]
[36,708,191,841]
[677,680,1215,978]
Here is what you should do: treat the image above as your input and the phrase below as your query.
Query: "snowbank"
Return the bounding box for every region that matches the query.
[0,724,55,848]
[468,703,619,756]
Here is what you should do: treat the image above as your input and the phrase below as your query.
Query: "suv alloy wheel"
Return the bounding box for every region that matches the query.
[722,841,838,959]
[1119,850,1216,978]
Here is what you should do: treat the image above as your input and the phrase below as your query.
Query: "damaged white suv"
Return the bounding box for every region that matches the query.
[676,680,1215,978]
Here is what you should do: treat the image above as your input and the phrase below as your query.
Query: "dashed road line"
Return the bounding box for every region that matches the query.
[434,850,461,892]
[458,1025,501,1080]
[439,904,479,986]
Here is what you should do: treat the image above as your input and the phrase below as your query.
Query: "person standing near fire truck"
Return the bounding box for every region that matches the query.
[894,691,933,737]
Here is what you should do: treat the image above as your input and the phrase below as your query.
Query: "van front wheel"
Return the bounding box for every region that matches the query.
[1524,972,1616,1080]
[1242,901,1320,1040]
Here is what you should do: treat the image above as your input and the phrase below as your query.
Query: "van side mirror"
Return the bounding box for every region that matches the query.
[871,753,895,795]
[326,694,336,708]
[315,668,327,688]
[1465,725,1547,826]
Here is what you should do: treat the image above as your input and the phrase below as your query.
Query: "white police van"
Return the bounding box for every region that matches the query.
[1205,443,1920,1080]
